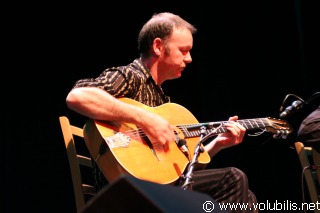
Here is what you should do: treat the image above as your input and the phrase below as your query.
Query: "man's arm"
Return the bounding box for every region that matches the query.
[66,87,175,148]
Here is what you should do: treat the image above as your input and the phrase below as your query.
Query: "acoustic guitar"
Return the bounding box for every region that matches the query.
[83,98,292,185]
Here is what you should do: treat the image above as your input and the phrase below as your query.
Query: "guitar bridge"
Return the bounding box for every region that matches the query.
[104,132,131,148]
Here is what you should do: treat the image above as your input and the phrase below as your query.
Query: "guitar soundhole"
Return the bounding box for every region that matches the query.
[173,127,185,139]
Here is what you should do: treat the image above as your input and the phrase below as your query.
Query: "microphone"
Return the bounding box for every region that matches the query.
[176,139,190,160]
[280,100,304,118]
[177,139,189,153]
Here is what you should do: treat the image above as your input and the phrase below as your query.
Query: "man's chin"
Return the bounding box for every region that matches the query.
[173,74,182,79]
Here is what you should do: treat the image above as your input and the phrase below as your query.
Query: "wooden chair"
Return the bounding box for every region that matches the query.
[295,142,320,211]
[59,116,96,212]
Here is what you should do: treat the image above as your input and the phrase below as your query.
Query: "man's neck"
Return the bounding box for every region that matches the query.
[140,56,163,86]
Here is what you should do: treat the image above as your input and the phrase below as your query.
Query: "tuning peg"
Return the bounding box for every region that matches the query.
[273,134,281,139]
[273,130,289,140]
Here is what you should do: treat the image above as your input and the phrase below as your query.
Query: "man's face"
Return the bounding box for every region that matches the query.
[159,27,193,80]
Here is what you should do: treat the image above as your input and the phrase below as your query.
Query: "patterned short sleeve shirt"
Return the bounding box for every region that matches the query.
[73,58,170,106]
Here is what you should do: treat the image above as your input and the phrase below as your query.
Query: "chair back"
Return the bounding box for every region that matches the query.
[295,141,320,210]
[59,116,96,212]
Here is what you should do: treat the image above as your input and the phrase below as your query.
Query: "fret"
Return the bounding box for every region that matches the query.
[259,118,267,127]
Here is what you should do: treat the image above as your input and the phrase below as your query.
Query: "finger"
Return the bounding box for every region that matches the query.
[228,116,246,132]
[163,142,169,152]
[225,125,239,137]
[228,115,238,121]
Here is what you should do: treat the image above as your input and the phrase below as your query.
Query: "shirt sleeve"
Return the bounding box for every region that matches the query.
[72,66,139,98]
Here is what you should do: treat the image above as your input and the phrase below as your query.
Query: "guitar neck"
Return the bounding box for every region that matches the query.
[178,118,271,139]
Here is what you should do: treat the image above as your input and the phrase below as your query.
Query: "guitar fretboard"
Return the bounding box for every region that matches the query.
[177,118,270,138]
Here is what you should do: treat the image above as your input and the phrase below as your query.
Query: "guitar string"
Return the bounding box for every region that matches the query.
[116,118,272,139]
[114,118,288,139]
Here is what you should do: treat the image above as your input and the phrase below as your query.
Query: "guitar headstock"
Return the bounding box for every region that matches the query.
[266,117,293,139]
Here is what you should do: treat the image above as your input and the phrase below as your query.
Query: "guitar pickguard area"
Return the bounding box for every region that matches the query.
[104,132,131,148]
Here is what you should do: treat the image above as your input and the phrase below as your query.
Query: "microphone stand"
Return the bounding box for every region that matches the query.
[182,126,207,190]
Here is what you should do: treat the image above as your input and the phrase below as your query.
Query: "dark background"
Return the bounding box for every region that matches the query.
[3,1,319,212]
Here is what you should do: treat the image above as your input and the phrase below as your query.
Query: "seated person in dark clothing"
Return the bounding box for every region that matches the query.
[297,105,320,152]
[297,104,320,186]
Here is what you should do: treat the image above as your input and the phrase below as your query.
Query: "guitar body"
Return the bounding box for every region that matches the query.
[83,98,293,185]
[84,98,211,185]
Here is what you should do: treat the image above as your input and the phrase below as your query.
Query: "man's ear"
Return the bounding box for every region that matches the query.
[153,38,163,56]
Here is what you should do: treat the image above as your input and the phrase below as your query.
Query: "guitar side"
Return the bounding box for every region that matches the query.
[83,98,211,185]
